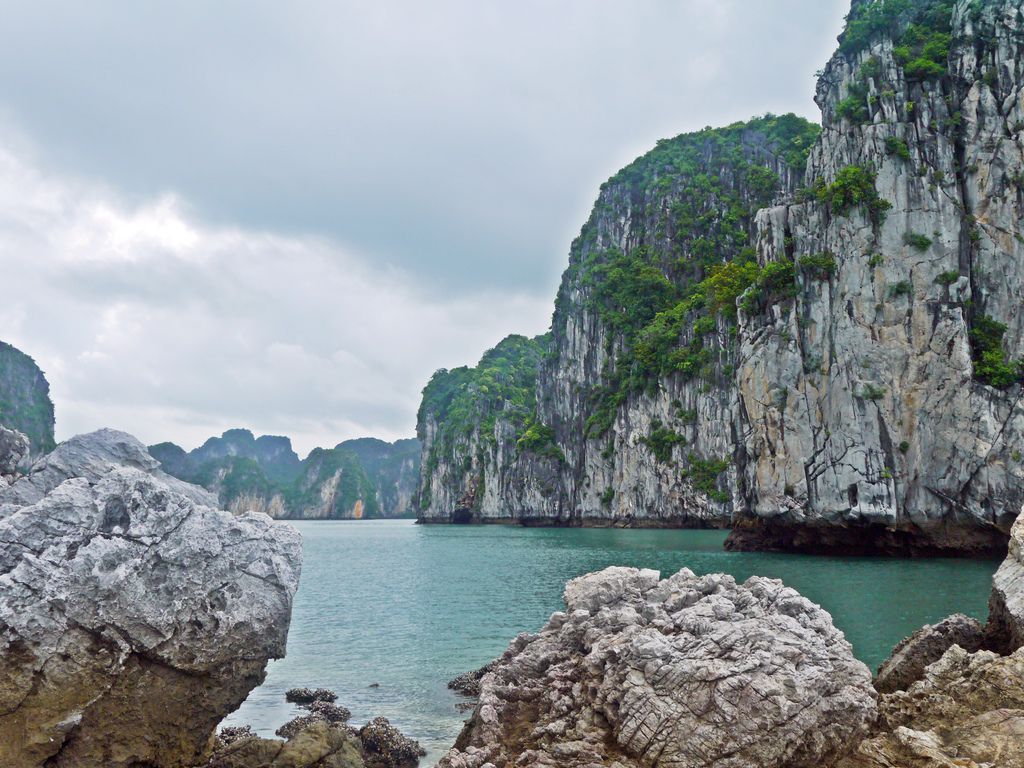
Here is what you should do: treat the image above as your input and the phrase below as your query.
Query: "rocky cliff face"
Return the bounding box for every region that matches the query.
[418,117,818,525]
[0,341,55,459]
[419,0,1024,553]
[729,0,1024,554]
[0,429,302,768]
[151,430,420,520]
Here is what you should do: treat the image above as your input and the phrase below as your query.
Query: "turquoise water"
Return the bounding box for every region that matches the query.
[225,519,999,763]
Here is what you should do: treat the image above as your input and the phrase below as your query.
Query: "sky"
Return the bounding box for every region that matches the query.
[0,0,849,457]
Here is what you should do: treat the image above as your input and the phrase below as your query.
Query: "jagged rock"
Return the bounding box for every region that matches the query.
[286,686,340,704]
[0,425,29,484]
[0,428,218,516]
[838,645,1024,768]
[0,429,302,768]
[358,717,426,768]
[218,725,256,746]
[206,721,366,768]
[874,613,985,693]
[447,660,497,698]
[989,507,1024,653]
[438,566,876,768]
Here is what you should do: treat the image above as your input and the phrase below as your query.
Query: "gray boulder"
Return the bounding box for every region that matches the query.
[874,613,986,693]
[438,566,876,768]
[0,429,302,768]
[0,428,218,516]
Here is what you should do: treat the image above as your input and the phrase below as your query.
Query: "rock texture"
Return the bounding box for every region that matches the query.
[418,119,813,527]
[0,340,55,459]
[0,429,302,768]
[989,503,1024,652]
[839,645,1024,768]
[0,426,29,486]
[729,0,1024,554]
[417,0,1024,555]
[874,612,985,692]
[438,566,876,768]
[152,430,420,519]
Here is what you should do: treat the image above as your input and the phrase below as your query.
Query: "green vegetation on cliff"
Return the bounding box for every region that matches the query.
[0,341,56,456]
[417,334,552,507]
[151,429,418,518]
[568,115,818,437]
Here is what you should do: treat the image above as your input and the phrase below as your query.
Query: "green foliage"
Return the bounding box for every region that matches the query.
[885,136,912,161]
[860,383,887,401]
[839,0,955,70]
[837,80,871,125]
[970,315,1023,388]
[889,280,913,297]
[899,440,910,454]
[798,252,837,280]
[815,165,892,224]
[935,271,959,286]
[682,454,731,502]
[894,23,952,80]
[868,253,885,268]
[0,341,56,455]
[640,419,687,463]
[583,247,679,335]
[516,421,565,462]
[599,487,615,507]
[904,232,932,250]
[702,260,762,319]
[418,333,550,481]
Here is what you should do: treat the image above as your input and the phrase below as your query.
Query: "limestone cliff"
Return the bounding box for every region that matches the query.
[731,0,1024,554]
[151,430,420,520]
[418,0,1024,553]
[418,117,817,525]
[0,341,55,459]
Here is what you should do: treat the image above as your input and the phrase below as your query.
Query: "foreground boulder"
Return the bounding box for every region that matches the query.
[989,508,1024,654]
[439,566,876,768]
[0,429,302,768]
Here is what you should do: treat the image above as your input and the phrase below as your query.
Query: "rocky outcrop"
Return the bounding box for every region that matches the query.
[438,566,876,768]
[418,1,1024,554]
[0,429,302,768]
[419,118,816,527]
[989,503,1024,652]
[0,340,55,459]
[729,0,1024,555]
[152,430,420,519]
[204,689,424,768]
[874,612,985,692]
[840,645,1024,768]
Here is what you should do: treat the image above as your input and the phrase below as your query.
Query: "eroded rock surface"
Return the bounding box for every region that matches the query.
[0,425,29,485]
[438,566,876,768]
[840,645,1024,768]
[874,613,985,693]
[989,507,1024,653]
[0,429,302,768]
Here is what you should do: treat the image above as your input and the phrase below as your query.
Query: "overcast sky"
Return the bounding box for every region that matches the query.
[0,0,848,456]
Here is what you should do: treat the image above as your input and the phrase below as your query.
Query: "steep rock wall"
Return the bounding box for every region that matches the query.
[730,0,1024,554]
[418,118,816,524]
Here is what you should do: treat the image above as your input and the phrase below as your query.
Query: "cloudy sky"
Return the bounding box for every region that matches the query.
[0,0,848,456]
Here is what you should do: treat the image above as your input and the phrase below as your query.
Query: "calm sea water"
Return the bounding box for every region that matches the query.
[224,519,999,763]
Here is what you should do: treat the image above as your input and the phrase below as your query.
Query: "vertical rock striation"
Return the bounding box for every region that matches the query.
[418,0,1024,554]
[419,118,818,526]
[731,0,1024,554]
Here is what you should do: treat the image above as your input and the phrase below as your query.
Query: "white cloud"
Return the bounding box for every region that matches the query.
[0,142,551,455]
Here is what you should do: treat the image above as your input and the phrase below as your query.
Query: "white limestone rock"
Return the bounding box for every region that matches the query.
[438,566,876,768]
